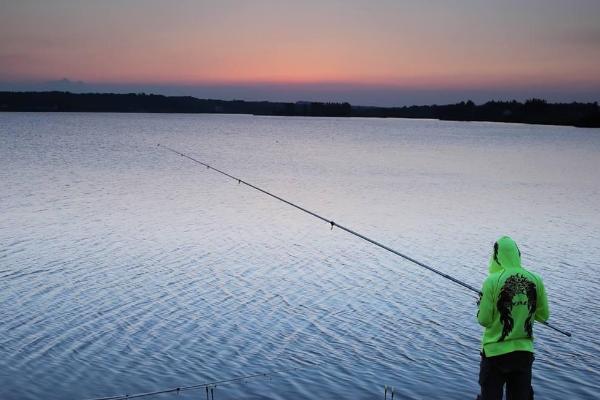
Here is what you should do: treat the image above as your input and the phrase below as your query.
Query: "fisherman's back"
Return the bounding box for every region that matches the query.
[476,236,550,400]
[478,266,549,356]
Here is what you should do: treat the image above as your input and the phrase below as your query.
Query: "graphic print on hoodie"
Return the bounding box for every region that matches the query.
[477,236,549,357]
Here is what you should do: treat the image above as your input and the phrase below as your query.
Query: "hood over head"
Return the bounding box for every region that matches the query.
[489,236,521,272]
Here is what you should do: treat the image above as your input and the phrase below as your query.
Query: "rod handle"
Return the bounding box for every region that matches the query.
[539,320,571,337]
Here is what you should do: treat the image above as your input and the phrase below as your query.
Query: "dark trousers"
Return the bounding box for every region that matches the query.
[478,351,534,400]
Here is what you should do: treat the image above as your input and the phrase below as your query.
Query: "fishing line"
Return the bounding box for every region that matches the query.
[158,144,571,338]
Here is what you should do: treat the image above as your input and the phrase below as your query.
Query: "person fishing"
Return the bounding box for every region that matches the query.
[159,144,570,336]
[476,236,550,400]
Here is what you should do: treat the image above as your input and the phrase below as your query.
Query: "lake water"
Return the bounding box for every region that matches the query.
[1,113,599,400]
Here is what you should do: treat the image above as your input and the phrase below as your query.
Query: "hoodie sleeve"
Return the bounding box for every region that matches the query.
[477,277,494,328]
[535,275,550,323]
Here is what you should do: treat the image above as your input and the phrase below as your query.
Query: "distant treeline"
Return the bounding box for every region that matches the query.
[1,91,599,127]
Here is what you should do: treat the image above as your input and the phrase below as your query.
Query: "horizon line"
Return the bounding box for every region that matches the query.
[2,89,599,108]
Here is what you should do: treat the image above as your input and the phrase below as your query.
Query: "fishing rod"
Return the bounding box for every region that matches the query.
[158,144,571,338]
[82,362,320,400]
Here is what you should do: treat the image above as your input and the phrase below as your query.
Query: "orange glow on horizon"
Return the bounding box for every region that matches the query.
[1,1,599,100]
[79,72,600,92]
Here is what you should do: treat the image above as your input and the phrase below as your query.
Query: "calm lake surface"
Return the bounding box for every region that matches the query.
[1,113,599,400]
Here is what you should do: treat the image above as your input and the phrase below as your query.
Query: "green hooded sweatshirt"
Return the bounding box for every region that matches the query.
[477,236,550,357]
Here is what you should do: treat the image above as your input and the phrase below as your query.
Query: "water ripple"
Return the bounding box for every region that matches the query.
[1,113,598,400]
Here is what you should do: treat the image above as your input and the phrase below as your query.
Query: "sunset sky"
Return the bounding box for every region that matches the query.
[1,0,599,105]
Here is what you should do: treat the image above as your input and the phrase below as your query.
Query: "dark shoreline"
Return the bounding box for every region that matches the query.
[1,91,599,128]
